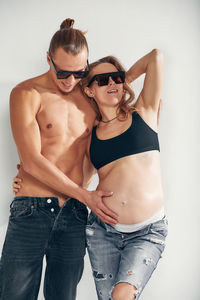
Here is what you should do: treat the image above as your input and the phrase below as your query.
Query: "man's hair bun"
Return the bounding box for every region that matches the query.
[60,18,75,30]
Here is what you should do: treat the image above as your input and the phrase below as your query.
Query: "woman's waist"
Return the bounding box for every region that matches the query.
[97,151,161,177]
[98,160,162,191]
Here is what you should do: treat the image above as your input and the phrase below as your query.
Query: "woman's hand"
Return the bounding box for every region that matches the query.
[12,164,22,195]
[13,176,22,194]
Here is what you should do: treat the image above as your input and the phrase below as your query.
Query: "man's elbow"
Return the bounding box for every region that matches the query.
[22,161,35,175]
[22,156,40,175]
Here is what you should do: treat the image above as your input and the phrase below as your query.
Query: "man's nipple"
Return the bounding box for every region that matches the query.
[46,123,53,129]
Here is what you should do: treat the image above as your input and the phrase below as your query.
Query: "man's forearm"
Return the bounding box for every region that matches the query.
[22,154,88,203]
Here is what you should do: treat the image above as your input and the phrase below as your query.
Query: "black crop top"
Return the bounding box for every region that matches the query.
[90,111,160,170]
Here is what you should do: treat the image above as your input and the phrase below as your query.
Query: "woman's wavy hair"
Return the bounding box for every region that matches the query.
[81,56,136,121]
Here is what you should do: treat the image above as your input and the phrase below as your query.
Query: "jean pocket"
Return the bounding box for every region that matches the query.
[149,217,168,238]
[73,207,88,224]
[10,205,35,220]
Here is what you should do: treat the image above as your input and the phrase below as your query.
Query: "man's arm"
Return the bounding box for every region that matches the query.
[10,86,118,224]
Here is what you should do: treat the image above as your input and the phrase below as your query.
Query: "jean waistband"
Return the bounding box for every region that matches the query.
[91,210,166,235]
[113,207,165,233]
[11,196,86,211]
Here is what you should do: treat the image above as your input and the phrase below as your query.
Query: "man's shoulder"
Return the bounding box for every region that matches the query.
[12,74,42,93]
[10,77,41,105]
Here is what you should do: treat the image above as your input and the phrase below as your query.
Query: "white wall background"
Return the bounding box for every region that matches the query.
[0,0,199,299]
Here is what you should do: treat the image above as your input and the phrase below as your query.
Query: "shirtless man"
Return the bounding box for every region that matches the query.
[0,18,117,300]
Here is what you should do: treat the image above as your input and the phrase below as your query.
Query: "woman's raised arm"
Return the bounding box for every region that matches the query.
[126,49,164,113]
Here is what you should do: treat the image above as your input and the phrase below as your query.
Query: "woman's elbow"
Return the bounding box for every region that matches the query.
[151,49,164,63]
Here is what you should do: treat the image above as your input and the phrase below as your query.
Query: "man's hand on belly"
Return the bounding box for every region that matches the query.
[82,190,118,225]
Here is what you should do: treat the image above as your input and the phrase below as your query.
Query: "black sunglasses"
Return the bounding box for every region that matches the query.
[87,71,125,87]
[50,55,90,79]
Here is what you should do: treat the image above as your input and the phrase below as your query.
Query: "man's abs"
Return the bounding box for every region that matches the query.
[16,163,84,207]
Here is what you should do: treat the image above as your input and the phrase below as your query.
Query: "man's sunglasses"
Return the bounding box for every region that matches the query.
[87,71,125,87]
[49,55,90,79]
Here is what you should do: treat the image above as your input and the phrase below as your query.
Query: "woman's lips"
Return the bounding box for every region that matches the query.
[107,89,118,94]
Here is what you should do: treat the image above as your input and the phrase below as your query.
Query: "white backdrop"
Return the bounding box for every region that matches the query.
[0,0,199,299]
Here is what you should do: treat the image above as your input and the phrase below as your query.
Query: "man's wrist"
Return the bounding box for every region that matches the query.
[74,187,90,205]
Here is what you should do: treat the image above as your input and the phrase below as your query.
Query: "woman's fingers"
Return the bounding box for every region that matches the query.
[96,208,118,225]
[13,182,20,189]
[12,175,22,195]
[12,177,22,194]
[13,177,22,183]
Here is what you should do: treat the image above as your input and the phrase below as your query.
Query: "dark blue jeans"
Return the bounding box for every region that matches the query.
[0,196,88,300]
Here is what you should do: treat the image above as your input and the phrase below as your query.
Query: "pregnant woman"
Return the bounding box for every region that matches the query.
[81,51,168,300]
[13,50,168,300]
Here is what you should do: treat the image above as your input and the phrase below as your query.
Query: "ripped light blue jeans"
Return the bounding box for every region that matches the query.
[86,211,168,300]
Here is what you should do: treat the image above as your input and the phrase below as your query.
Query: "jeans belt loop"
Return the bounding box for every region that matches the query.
[33,198,38,209]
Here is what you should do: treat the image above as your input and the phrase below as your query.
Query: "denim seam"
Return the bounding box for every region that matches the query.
[50,205,65,232]
[30,259,43,300]
[43,261,50,299]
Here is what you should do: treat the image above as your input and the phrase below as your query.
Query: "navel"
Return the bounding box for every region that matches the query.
[46,123,53,129]
[86,128,89,133]
[121,200,127,206]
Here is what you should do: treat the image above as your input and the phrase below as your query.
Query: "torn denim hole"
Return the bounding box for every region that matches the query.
[93,270,107,281]
[86,228,94,236]
[149,237,165,245]
[144,257,152,265]
[127,270,133,275]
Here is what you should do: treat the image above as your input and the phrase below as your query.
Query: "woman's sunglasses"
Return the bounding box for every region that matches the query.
[50,55,90,79]
[87,71,125,87]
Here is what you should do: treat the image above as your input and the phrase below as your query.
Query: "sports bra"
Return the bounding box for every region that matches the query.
[90,111,160,170]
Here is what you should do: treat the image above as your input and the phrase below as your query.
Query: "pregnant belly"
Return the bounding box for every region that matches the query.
[97,171,164,224]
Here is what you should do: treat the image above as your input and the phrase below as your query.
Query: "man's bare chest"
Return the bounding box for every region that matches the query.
[36,95,95,141]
